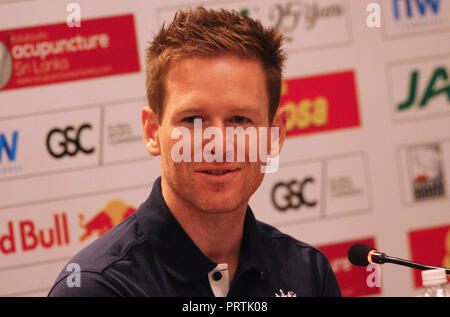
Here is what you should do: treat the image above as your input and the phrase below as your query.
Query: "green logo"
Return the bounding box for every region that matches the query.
[398,66,450,111]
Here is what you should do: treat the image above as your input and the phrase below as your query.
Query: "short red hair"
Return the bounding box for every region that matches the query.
[145,7,286,122]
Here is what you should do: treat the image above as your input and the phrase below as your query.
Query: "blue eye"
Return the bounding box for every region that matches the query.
[182,116,203,124]
[231,116,250,124]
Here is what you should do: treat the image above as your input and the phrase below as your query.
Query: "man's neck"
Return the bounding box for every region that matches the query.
[161,177,247,282]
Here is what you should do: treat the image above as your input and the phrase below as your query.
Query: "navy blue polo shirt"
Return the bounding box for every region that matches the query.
[48,177,341,297]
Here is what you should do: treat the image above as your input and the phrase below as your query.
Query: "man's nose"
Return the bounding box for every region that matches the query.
[201,120,234,162]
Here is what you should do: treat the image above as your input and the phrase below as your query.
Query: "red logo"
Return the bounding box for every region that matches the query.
[0,14,140,91]
[79,200,136,242]
[318,237,381,297]
[280,70,361,137]
[0,213,70,255]
[408,224,450,287]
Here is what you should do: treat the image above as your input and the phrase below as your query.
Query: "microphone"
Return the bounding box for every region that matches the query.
[347,243,450,274]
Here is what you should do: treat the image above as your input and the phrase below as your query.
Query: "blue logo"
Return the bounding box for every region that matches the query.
[0,131,18,162]
[0,130,22,176]
[393,0,441,20]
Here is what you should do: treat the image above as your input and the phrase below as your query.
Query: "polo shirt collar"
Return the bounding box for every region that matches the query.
[136,177,267,283]
[237,206,268,279]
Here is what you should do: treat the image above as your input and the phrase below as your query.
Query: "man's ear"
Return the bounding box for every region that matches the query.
[270,106,287,156]
[141,106,161,156]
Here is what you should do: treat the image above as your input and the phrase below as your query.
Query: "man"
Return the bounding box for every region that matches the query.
[48,7,341,297]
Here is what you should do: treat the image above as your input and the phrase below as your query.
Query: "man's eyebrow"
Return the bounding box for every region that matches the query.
[175,105,262,116]
[232,107,261,116]
[175,105,204,115]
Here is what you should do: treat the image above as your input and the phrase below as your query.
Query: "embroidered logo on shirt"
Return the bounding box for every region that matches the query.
[274,289,297,297]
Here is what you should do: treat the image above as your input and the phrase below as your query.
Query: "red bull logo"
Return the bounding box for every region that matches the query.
[0,213,70,255]
[79,200,136,242]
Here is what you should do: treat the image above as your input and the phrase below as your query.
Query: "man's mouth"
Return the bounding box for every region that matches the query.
[196,166,240,176]
[202,170,232,175]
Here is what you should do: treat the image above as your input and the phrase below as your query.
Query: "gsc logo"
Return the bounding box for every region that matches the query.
[46,123,95,159]
[271,178,317,211]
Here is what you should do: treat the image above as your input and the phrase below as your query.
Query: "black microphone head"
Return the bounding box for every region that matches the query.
[348,243,377,266]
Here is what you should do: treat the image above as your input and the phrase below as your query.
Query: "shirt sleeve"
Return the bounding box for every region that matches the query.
[321,260,342,297]
[47,271,123,297]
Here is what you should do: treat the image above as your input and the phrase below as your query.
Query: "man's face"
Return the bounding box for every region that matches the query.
[143,55,284,214]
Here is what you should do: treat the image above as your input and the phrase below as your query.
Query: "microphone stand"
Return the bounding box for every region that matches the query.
[370,252,450,274]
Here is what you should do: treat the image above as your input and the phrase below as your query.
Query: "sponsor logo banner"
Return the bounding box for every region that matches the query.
[0,187,145,269]
[78,199,136,243]
[268,160,322,223]
[0,213,71,256]
[0,108,100,180]
[102,101,150,164]
[251,153,370,226]
[0,14,140,91]
[158,0,351,53]
[388,55,450,122]
[408,224,450,287]
[0,130,22,176]
[325,155,371,216]
[280,70,360,138]
[0,99,154,181]
[407,143,446,201]
[398,140,449,204]
[318,237,382,297]
[382,0,450,38]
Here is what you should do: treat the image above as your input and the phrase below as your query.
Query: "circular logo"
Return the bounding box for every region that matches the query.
[0,41,13,90]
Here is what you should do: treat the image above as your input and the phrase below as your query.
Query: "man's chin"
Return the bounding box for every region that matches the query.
[194,196,247,214]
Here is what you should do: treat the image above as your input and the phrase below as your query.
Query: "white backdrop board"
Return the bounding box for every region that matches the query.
[0,0,449,297]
